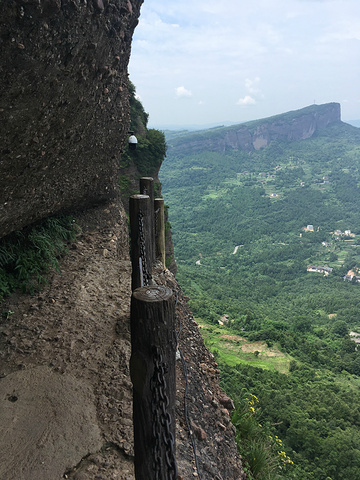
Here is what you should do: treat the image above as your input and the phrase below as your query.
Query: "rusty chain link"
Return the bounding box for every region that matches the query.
[154,207,160,238]
[138,210,152,286]
[150,345,178,480]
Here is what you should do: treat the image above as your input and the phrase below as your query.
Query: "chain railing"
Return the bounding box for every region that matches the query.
[130,179,177,480]
[137,210,151,287]
[129,178,166,291]
[151,345,178,480]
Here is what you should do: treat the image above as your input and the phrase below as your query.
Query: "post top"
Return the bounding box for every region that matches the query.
[130,194,150,200]
[132,285,173,302]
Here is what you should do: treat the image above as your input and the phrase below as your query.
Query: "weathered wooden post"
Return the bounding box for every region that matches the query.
[140,176,154,201]
[140,177,155,262]
[154,198,166,268]
[129,194,153,291]
[130,285,177,480]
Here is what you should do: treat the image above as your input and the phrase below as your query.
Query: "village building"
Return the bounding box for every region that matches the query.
[307,265,333,275]
[350,332,360,345]
[343,274,360,282]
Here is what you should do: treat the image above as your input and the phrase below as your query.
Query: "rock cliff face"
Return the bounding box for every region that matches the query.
[169,103,342,155]
[0,4,245,478]
[0,0,143,239]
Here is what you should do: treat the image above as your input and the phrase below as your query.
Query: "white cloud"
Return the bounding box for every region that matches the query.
[130,0,360,126]
[175,86,192,98]
[237,78,263,107]
[245,77,262,95]
[237,95,256,106]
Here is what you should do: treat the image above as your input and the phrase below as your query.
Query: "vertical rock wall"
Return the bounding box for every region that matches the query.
[166,103,342,155]
[0,0,143,238]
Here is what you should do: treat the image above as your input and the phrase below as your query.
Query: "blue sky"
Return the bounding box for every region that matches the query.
[129,0,360,128]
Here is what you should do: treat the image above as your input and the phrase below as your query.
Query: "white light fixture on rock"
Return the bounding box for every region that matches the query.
[128,131,138,150]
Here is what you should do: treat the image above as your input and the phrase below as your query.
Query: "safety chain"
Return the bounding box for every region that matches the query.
[154,207,160,238]
[150,345,178,480]
[138,210,151,286]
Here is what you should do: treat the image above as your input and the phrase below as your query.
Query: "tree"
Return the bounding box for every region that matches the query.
[331,320,348,337]
[293,316,312,333]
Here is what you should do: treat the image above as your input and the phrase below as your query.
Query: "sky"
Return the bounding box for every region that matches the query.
[128,0,360,129]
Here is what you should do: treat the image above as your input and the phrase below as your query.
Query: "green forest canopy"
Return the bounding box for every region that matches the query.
[160,115,360,480]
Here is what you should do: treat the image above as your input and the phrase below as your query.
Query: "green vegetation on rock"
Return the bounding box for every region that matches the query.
[120,82,167,185]
[0,216,78,302]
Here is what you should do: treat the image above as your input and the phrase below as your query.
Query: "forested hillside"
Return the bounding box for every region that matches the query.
[160,105,360,480]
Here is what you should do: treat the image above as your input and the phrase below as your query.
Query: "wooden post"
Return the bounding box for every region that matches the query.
[129,194,153,291]
[140,176,154,201]
[130,286,177,480]
[154,198,166,268]
[140,177,155,262]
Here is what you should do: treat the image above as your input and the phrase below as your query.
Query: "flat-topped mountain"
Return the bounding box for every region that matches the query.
[167,103,342,154]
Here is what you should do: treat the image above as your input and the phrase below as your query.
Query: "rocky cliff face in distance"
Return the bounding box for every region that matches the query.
[0,0,143,239]
[168,102,342,155]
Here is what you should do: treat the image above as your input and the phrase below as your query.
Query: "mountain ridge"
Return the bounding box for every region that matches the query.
[166,102,342,154]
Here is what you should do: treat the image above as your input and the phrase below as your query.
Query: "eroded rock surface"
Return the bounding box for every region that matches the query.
[0,366,102,480]
[0,0,143,239]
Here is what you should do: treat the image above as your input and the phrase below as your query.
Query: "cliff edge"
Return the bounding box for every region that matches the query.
[0,3,245,477]
[0,198,245,479]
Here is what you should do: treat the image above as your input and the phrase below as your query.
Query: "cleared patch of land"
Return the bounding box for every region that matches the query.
[199,322,292,374]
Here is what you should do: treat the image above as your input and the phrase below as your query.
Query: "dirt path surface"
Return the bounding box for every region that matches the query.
[0,198,245,480]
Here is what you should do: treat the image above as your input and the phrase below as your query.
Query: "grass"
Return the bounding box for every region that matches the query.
[335,371,360,390]
[0,216,79,302]
[232,395,287,480]
[202,187,229,200]
[198,321,293,374]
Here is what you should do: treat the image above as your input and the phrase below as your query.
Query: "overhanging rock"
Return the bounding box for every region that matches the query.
[0,0,143,239]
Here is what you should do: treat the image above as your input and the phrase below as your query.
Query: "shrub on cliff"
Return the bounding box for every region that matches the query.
[0,216,78,302]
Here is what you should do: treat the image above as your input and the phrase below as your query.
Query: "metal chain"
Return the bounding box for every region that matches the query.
[154,207,160,238]
[138,210,152,286]
[150,345,178,480]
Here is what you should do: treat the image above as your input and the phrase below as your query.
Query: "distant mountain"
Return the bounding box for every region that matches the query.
[150,121,241,131]
[165,103,342,155]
